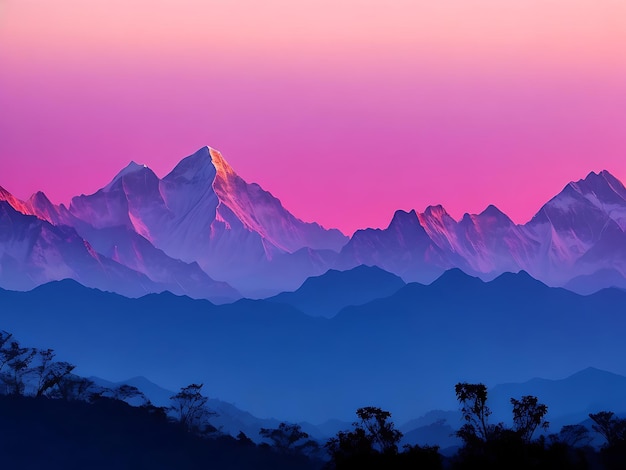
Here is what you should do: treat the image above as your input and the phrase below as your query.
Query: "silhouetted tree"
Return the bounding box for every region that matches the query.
[325,406,432,469]
[551,424,592,448]
[326,425,374,467]
[50,374,100,401]
[452,383,593,469]
[0,341,36,395]
[259,422,318,455]
[110,384,150,406]
[0,330,12,354]
[455,382,500,444]
[32,349,75,397]
[589,411,626,448]
[354,406,402,454]
[169,383,214,433]
[545,425,593,470]
[0,332,16,393]
[589,411,626,469]
[511,395,549,443]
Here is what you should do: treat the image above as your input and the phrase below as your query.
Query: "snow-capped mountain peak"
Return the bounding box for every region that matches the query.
[60,147,348,296]
[103,161,151,192]
[534,169,626,232]
[565,170,626,205]
[4,147,625,298]
[162,146,217,185]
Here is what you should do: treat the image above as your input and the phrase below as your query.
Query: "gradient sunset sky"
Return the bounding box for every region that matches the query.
[1,0,625,235]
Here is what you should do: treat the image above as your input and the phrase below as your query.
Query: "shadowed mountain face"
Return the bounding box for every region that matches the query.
[1,149,626,296]
[2,270,626,424]
[266,265,406,317]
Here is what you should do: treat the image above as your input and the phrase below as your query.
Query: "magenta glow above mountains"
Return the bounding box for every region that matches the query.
[2,1,626,235]
[2,146,626,299]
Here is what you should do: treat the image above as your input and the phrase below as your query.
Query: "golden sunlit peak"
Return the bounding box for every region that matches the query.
[208,146,236,178]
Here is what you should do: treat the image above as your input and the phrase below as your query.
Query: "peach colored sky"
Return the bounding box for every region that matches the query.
[1,0,625,234]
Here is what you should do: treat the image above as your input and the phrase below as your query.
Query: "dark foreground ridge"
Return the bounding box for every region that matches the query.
[0,394,317,470]
[2,331,626,469]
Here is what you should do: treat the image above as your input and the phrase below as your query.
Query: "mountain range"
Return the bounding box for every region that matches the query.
[2,146,626,298]
[337,170,626,290]
[2,269,625,423]
[88,366,626,450]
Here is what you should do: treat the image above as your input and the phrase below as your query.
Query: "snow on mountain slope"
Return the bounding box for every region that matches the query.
[337,171,626,290]
[0,201,159,296]
[524,171,626,284]
[417,204,534,275]
[67,147,347,295]
[3,152,626,296]
[336,209,452,283]
[454,205,536,275]
[571,170,626,230]
[159,146,347,254]
[0,186,240,301]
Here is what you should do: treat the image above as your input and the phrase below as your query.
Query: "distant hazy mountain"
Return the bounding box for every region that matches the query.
[2,270,626,423]
[397,368,626,450]
[107,368,626,449]
[266,265,405,317]
[402,421,461,453]
[565,269,626,295]
[89,376,290,443]
[488,367,626,429]
[336,170,626,292]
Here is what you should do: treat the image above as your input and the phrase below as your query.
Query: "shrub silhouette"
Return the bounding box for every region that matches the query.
[325,406,441,469]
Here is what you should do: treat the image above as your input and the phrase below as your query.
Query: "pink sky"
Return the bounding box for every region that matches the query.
[1,0,625,235]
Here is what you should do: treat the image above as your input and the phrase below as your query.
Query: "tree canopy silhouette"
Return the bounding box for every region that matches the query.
[169,383,215,433]
[511,395,549,443]
[259,422,319,455]
[326,406,441,469]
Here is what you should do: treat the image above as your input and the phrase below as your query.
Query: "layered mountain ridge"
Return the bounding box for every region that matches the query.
[2,269,626,423]
[337,169,626,290]
[2,146,626,298]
